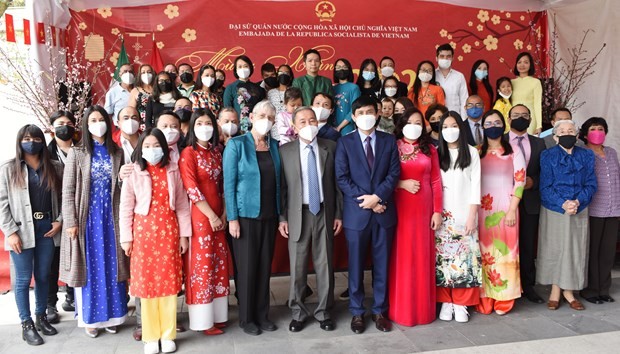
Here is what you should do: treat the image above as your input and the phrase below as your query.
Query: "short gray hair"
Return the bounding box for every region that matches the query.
[218,107,237,120]
[552,119,577,136]
[292,106,316,124]
[252,100,276,115]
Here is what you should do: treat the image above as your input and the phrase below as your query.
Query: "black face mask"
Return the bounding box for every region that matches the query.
[167,72,177,82]
[175,108,192,123]
[277,74,292,86]
[511,117,530,132]
[558,135,577,149]
[55,125,75,141]
[335,69,351,81]
[430,122,440,133]
[214,79,224,90]
[158,82,173,93]
[180,72,193,84]
[264,76,278,88]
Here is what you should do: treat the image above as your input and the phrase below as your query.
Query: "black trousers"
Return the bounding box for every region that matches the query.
[48,246,73,307]
[233,217,277,326]
[518,203,539,292]
[581,216,619,298]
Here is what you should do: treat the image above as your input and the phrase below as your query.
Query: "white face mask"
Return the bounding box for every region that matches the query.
[221,122,238,136]
[418,72,432,83]
[162,127,180,145]
[298,125,319,142]
[202,76,215,88]
[237,68,251,79]
[384,87,397,97]
[312,106,330,122]
[442,127,460,143]
[142,147,164,165]
[381,66,395,78]
[121,72,135,85]
[253,119,273,136]
[140,73,153,85]
[438,59,452,70]
[121,119,139,135]
[499,91,512,99]
[195,125,214,142]
[88,121,107,138]
[402,124,423,140]
[355,114,377,131]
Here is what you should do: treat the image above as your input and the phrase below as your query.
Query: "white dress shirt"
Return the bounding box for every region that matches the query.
[357,129,377,155]
[104,83,131,126]
[435,68,469,119]
[299,139,324,204]
[120,135,135,164]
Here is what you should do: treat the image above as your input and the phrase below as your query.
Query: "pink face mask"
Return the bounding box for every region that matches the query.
[587,130,606,145]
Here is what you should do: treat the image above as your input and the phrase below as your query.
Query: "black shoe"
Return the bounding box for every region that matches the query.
[259,320,277,332]
[350,315,365,334]
[22,319,44,346]
[242,323,262,336]
[524,290,545,304]
[289,319,304,332]
[319,319,334,331]
[584,296,603,304]
[46,306,60,324]
[371,313,392,332]
[35,314,58,336]
[339,289,350,301]
[599,295,615,303]
[61,298,75,312]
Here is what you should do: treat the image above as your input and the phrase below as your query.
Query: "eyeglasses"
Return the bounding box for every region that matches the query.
[511,113,530,119]
[466,103,484,109]
[483,121,504,128]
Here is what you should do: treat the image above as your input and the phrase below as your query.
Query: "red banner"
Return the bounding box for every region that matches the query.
[23,19,31,45]
[5,14,15,43]
[69,1,546,104]
[37,22,46,44]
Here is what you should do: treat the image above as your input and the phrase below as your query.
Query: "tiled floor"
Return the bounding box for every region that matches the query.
[1,269,620,353]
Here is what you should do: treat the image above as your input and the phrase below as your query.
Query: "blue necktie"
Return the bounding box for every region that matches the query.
[307,145,320,215]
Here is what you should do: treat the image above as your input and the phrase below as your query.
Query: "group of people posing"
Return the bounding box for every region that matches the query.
[2,44,618,354]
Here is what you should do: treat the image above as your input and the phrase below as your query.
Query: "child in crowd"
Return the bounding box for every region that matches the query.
[378,97,396,134]
[493,77,513,132]
[274,87,303,145]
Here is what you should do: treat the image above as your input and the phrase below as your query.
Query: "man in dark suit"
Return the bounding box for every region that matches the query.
[312,92,340,142]
[462,95,485,147]
[278,107,343,333]
[379,56,409,97]
[504,104,546,304]
[335,96,400,334]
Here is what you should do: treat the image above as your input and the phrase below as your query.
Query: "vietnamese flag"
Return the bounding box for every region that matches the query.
[5,14,15,42]
[51,26,57,46]
[23,19,31,45]
[149,38,164,73]
[37,22,45,44]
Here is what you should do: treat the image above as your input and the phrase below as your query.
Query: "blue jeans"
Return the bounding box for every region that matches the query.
[10,218,56,322]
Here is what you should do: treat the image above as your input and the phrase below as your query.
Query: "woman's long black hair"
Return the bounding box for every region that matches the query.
[438,111,472,171]
[479,109,513,158]
[10,124,59,191]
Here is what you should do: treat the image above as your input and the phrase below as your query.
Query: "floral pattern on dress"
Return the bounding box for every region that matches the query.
[179,145,229,305]
[137,90,151,131]
[397,139,420,162]
[130,164,183,299]
[237,87,252,133]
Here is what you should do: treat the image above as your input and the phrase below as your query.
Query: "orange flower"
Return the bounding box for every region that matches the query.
[514,168,526,183]
[482,252,495,266]
[487,269,503,286]
[481,194,493,211]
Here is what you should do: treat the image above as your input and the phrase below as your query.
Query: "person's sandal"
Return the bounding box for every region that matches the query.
[547,300,560,310]
[568,299,585,310]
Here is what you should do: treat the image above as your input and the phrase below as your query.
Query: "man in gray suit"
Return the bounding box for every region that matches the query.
[278,106,343,333]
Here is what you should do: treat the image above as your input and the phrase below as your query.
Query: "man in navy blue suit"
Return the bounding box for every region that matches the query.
[335,96,400,334]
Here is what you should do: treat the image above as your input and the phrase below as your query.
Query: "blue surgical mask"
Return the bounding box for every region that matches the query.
[475,69,488,80]
[362,71,375,81]
[467,107,484,119]
[21,141,44,155]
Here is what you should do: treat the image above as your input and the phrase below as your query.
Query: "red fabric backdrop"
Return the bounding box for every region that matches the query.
[66,1,546,274]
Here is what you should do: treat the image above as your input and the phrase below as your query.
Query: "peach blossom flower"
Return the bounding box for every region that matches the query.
[97,7,112,18]
[514,39,524,50]
[462,43,472,53]
[491,15,501,25]
[164,4,179,19]
[483,35,498,51]
[182,28,197,43]
[477,10,490,23]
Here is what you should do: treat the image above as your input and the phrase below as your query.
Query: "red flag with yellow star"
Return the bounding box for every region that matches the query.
[5,14,15,42]
[23,19,31,45]
[37,22,45,44]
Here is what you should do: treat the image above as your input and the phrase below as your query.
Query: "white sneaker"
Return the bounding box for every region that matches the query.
[161,339,176,353]
[144,341,159,354]
[454,305,470,323]
[439,302,454,321]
